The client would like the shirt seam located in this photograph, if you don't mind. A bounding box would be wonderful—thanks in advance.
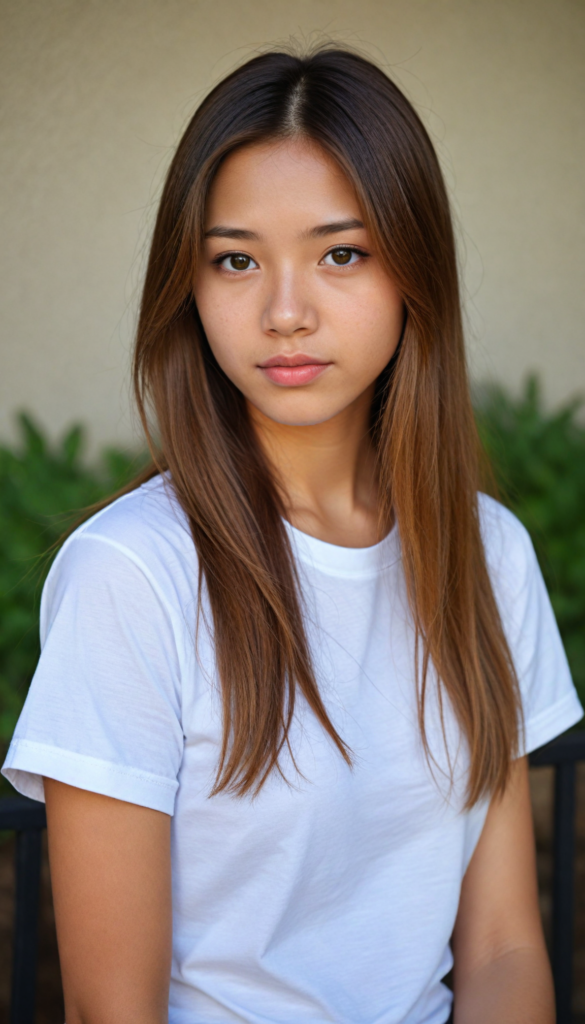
[8,738,179,791]
[292,555,401,578]
[524,689,582,735]
[51,531,191,699]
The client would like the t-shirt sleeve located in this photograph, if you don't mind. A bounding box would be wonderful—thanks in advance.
[483,500,583,755]
[2,532,185,814]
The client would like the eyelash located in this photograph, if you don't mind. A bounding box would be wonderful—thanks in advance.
[321,245,370,267]
[211,245,370,273]
[212,252,259,273]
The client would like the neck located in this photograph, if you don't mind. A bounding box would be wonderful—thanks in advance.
[247,386,382,548]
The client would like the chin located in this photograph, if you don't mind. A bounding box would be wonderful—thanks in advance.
[271,414,336,427]
[254,395,350,428]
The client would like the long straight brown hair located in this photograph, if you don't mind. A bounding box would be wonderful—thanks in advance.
[130,45,520,806]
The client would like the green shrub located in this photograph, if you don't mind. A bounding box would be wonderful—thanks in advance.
[0,414,148,757]
[0,380,583,783]
[476,377,585,707]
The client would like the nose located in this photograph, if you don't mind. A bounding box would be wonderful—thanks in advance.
[261,266,318,337]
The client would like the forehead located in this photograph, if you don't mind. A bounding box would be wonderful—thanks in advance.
[205,138,361,227]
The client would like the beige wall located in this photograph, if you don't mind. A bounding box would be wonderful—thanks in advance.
[1,0,584,451]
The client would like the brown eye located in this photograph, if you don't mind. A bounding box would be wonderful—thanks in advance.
[331,248,352,265]
[322,246,364,267]
[228,254,252,271]
[217,252,258,272]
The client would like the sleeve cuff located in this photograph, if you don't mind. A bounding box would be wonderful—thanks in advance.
[1,739,178,815]
[521,690,584,757]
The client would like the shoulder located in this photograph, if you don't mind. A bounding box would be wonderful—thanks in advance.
[477,496,583,749]
[477,492,536,595]
[56,473,194,571]
[73,473,192,559]
[41,475,197,640]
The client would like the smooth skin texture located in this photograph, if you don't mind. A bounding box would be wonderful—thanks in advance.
[194,138,404,547]
[45,779,172,1024]
[46,139,554,1023]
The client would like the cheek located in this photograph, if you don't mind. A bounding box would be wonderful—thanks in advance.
[336,284,404,373]
[205,329,246,386]
[195,285,252,376]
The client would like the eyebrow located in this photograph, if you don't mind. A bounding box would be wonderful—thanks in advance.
[204,218,365,242]
[204,226,259,240]
[303,218,364,239]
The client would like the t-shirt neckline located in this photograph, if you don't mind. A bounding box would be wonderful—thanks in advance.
[283,518,400,577]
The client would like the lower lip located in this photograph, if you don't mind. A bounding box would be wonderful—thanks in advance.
[260,363,331,386]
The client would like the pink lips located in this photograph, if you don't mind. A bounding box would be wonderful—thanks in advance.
[258,353,331,386]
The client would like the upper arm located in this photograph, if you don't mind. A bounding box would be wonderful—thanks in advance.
[45,778,172,1024]
[452,757,549,985]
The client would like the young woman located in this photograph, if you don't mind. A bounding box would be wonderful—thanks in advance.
[2,46,581,1024]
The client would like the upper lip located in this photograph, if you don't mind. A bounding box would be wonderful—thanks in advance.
[258,353,330,368]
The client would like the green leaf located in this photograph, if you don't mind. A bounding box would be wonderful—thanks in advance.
[18,412,46,458]
[61,424,84,466]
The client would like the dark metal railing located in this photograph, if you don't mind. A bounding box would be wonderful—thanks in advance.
[529,730,585,1024]
[0,730,583,1023]
[0,795,47,1024]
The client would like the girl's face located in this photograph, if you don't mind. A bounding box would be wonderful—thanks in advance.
[194,138,404,428]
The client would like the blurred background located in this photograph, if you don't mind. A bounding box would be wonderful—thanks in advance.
[1,0,584,449]
[0,1,584,1020]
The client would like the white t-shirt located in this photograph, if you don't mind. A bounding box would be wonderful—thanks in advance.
[3,476,582,1024]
